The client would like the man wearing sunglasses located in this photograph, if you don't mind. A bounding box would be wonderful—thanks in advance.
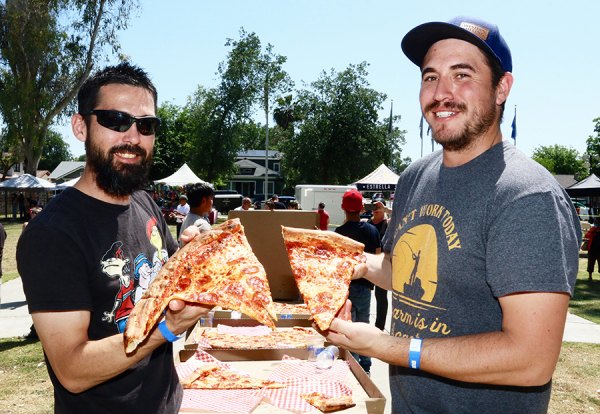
[17,62,210,413]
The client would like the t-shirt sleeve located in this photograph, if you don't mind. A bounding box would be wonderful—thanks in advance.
[17,224,92,313]
[193,219,212,233]
[486,191,581,297]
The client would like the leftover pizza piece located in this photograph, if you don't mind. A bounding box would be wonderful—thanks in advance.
[301,392,356,412]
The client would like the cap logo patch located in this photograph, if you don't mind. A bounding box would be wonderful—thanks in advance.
[459,22,489,41]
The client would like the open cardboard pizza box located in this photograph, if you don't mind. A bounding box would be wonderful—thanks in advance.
[228,210,319,300]
[179,346,386,414]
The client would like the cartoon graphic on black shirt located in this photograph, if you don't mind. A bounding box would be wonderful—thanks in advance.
[102,217,170,332]
[133,253,153,304]
[147,216,168,265]
[101,241,134,333]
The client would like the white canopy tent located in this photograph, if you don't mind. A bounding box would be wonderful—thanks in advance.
[0,174,55,217]
[0,174,56,190]
[154,163,207,186]
[353,164,399,192]
[55,176,80,189]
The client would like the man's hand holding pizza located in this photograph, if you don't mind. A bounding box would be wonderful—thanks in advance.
[162,299,212,337]
[324,315,387,359]
[352,251,393,291]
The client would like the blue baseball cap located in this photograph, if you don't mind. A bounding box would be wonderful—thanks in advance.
[401,16,512,73]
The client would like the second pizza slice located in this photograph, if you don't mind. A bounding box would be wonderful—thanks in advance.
[281,226,365,331]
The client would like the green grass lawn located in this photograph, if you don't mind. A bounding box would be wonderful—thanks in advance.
[571,258,600,324]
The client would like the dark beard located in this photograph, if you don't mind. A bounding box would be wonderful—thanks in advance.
[85,140,152,197]
[425,100,497,152]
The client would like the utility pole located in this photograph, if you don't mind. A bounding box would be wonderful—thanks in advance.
[264,72,270,202]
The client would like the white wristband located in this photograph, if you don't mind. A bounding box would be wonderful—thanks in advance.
[408,338,422,370]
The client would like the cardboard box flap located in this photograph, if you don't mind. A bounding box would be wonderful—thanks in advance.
[228,210,319,300]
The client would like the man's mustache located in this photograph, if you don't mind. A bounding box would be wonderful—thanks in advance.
[424,101,467,114]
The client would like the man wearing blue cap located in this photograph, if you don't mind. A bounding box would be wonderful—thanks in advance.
[324,17,581,413]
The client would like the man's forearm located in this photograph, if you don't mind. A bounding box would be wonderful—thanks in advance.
[367,293,569,386]
[34,312,169,394]
[364,252,393,290]
[60,328,169,393]
[372,330,551,386]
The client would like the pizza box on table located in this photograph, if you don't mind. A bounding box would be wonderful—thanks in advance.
[178,347,386,414]
[227,210,319,300]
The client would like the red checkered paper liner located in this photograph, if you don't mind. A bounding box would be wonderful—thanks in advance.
[269,355,350,383]
[176,349,264,413]
[256,356,353,412]
[190,328,212,348]
[180,389,263,413]
[259,378,353,413]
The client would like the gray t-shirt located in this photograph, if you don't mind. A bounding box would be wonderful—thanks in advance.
[179,213,211,245]
[383,141,581,414]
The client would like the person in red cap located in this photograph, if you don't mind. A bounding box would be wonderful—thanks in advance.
[334,189,381,375]
[323,17,581,413]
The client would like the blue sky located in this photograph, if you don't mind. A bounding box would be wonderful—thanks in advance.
[60,0,599,165]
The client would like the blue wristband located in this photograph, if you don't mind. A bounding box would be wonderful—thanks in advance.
[158,320,182,342]
[408,338,422,369]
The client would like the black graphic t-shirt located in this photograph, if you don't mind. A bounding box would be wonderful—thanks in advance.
[383,141,581,413]
[18,188,180,414]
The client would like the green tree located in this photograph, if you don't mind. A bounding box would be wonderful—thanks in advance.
[0,127,19,179]
[280,62,407,186]
[256,43,293,199]
[273,94,298,131]
[187,29,290,186]
[150,102,191,181]
[38,130,72,171]
[0,0,137,175]
[532,144,587,180]
[586,117,600,176]
[237,121,264,151]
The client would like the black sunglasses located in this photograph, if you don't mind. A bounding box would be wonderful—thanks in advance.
[84,109,160,136]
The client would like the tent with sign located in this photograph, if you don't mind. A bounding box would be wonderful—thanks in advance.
[353,164,400,192]
[565,174,600,197]
[154,163,207,186]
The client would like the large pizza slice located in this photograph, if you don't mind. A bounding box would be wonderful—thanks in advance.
[281,227,365,331]
[181,364,285,389]
[124,218,276,353]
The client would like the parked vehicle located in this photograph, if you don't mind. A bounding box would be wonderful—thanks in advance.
[277,196,296,207]
[295,184,357,226]
[213,190,243,213]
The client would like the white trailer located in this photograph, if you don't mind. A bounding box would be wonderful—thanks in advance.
[294,184,357,227]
